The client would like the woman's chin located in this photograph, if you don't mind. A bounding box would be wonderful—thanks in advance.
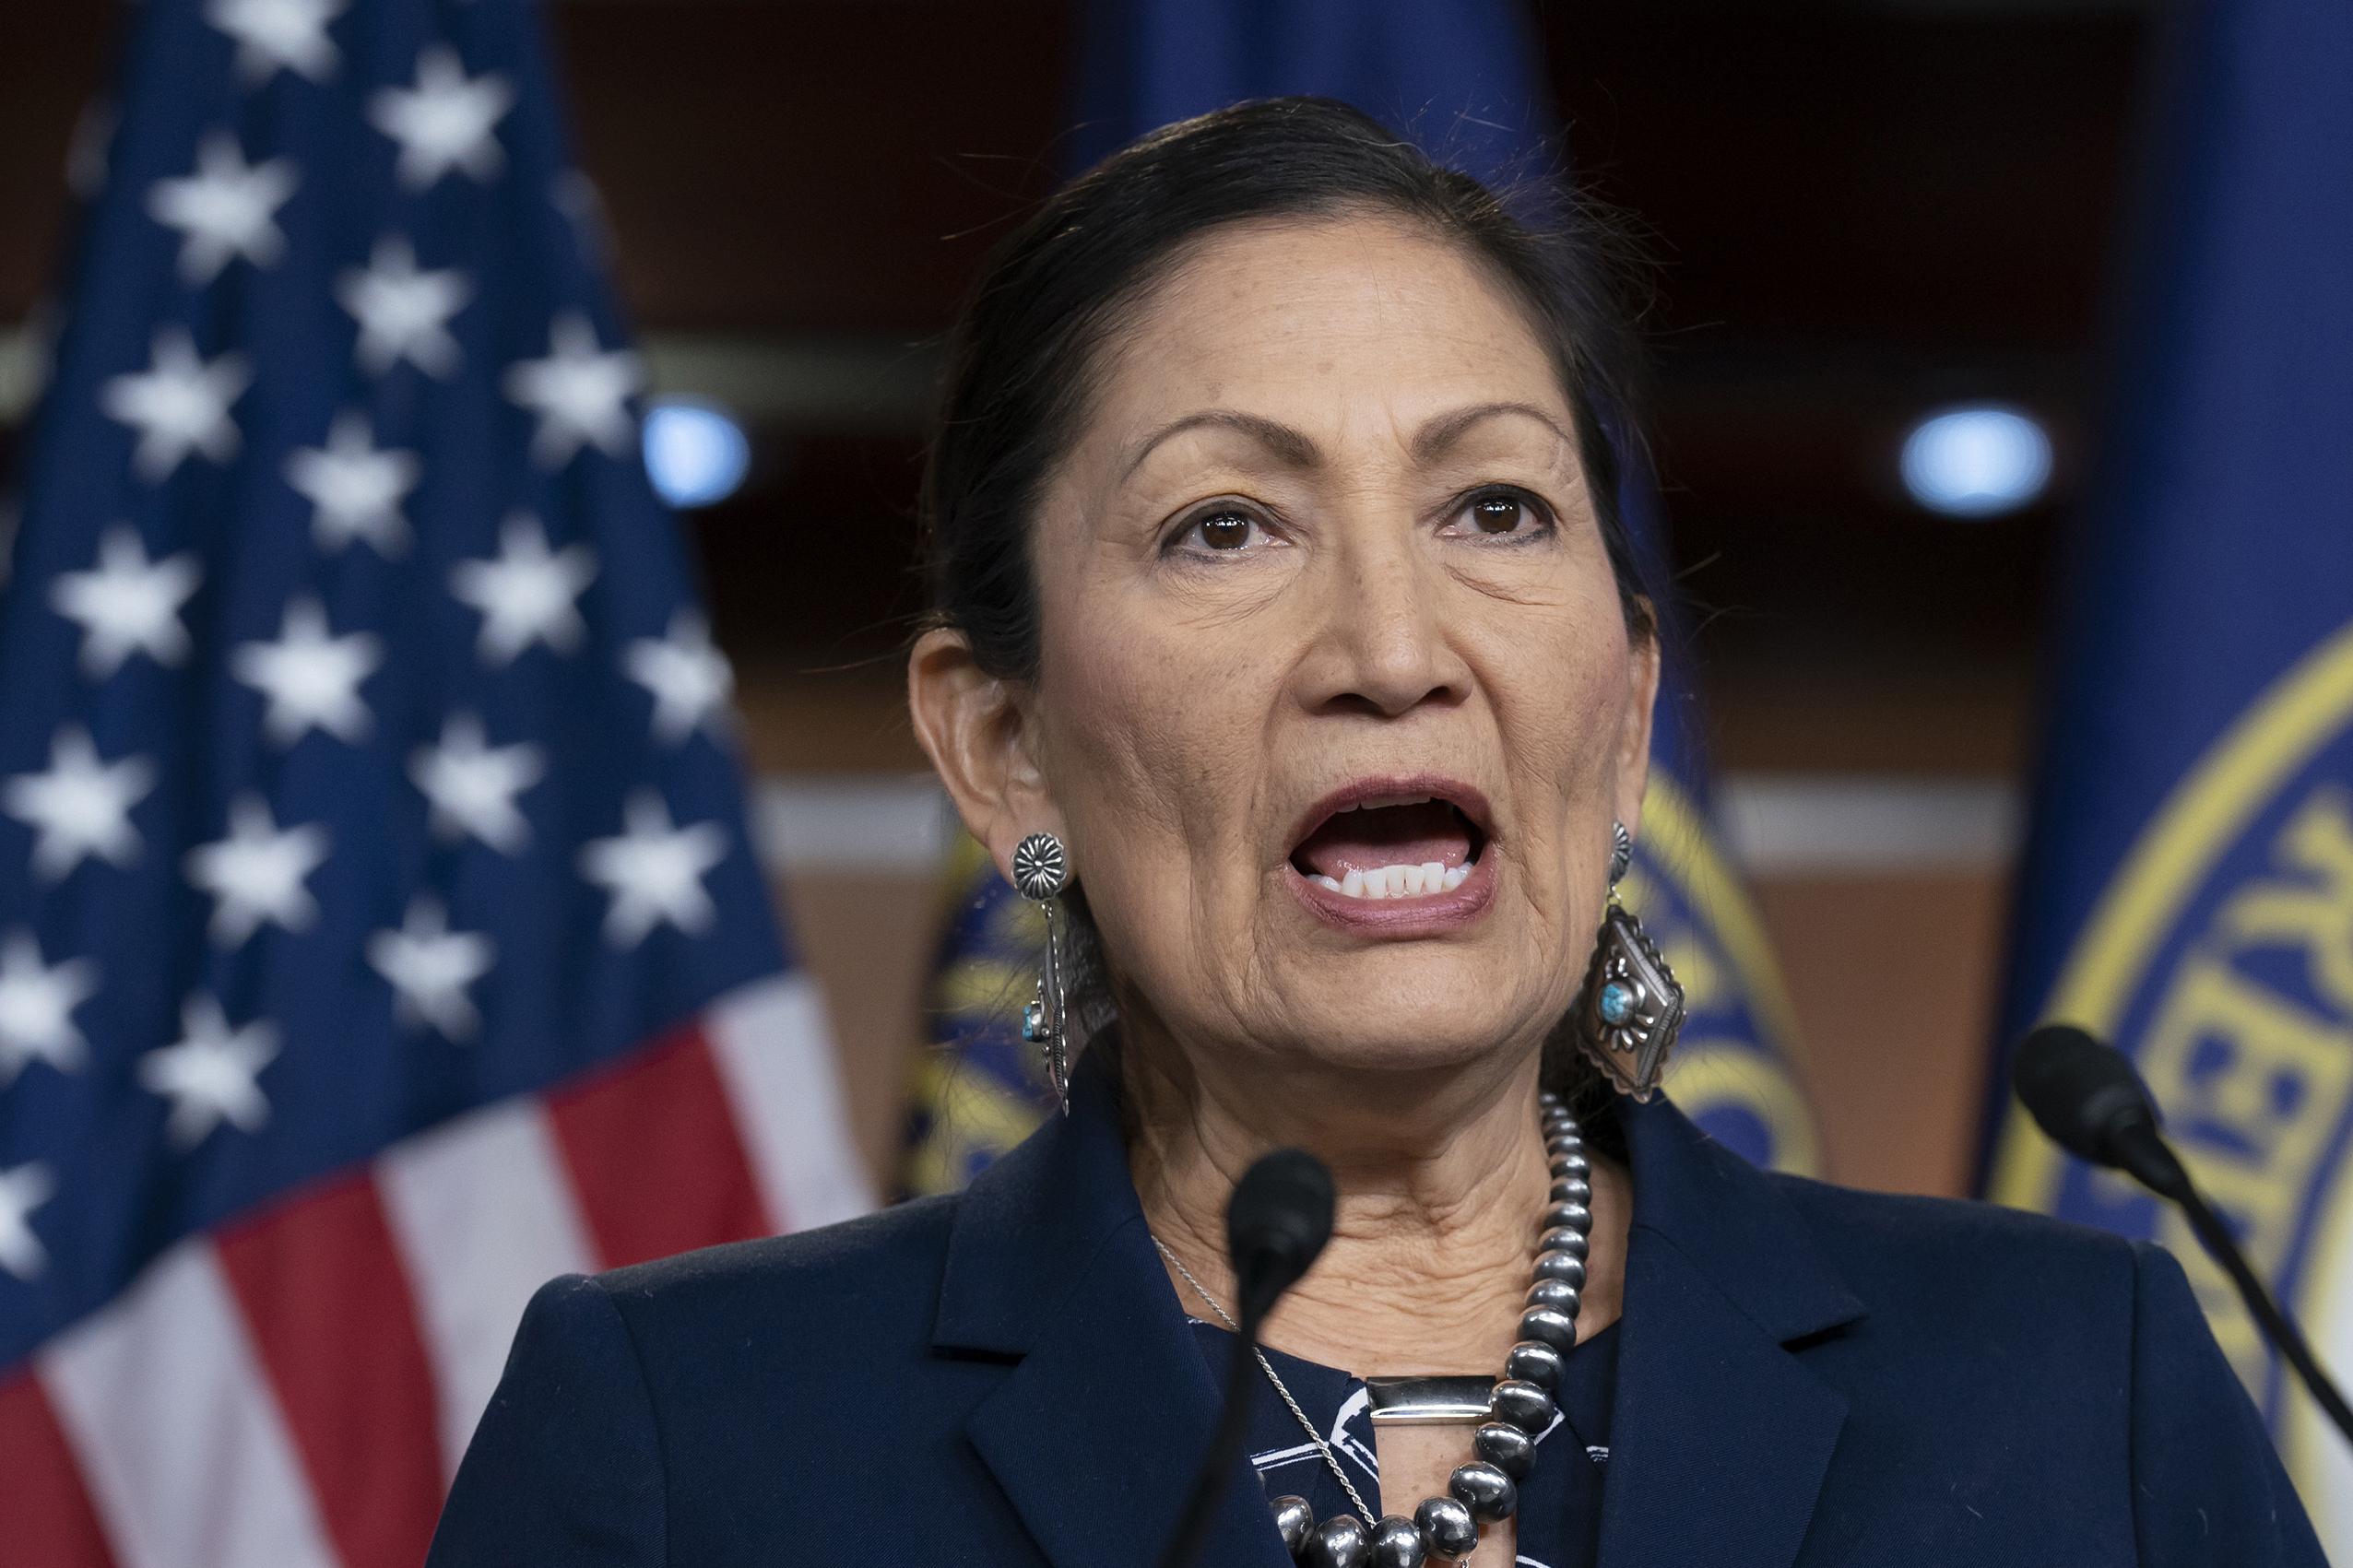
[1250,983,1546,1078]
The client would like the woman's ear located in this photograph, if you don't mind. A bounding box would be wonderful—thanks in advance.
[1614,617,1663,838]
[907,628,1065,875]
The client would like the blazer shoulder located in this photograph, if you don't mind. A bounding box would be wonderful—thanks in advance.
[591,1192,964,1345]
[1762,1170,2141,1306]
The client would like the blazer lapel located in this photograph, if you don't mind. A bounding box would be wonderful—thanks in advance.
[935,1064,1862,1568]
[1596,1095,1865,1568]
[936,1053,1291,1568]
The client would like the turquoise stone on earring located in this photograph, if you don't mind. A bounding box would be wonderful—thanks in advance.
[1599,980,1635,1025]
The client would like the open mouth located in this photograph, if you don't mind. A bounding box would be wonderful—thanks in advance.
[1288,790,1489,901]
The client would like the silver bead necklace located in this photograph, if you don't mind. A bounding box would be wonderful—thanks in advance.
[1153,1092,1596,1568]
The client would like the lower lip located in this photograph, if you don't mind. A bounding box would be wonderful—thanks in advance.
[1284,854,1497,936]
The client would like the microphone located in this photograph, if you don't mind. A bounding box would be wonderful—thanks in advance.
[2013,1024,2353,1444]
[1226,1148,1337,1329]
[1157,1149,1335,1568]
[2011,1023,2192,1197]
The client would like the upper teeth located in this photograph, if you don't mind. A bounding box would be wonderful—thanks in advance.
[1314,862,1472,899]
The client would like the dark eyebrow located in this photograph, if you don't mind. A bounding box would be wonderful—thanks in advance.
[1411,402,1574,463]
[1121,410,1321,481]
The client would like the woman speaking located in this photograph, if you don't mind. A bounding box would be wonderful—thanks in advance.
[427,100,2323,1568]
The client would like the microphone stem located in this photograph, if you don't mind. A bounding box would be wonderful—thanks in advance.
[2170,1180,2353,1444]
[1156,1306,1264,1568]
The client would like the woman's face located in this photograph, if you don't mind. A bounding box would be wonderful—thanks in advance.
[997,215,1653,1082]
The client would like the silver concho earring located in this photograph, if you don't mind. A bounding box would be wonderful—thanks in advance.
[1011,832,1073,1114]
[1574,819,1685,1102]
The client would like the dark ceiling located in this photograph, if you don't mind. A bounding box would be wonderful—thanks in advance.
[0,1,2150,763]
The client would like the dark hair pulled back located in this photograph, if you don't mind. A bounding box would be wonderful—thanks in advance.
[919,95,1655,684]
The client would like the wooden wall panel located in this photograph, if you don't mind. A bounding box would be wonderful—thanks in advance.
[1752,873,2009,1197]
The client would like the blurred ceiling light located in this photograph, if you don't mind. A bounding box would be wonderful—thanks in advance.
[1898,403,2052,518]
[643,397,749,510]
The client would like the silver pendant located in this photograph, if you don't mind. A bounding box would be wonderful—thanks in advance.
[1365,1375,1498,1426]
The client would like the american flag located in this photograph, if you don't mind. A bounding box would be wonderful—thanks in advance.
[0,2,874,1563]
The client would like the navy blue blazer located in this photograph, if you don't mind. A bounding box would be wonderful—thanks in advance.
[428,1054,2323,1567]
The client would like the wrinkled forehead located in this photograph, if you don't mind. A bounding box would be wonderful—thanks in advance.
[1075,214,1579,470]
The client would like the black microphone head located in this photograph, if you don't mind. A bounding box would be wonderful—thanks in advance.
[2012,1023,2161,1169]
[1226,1149,1334,1326]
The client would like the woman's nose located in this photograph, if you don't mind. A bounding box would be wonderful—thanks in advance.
[1296,534,1468,719]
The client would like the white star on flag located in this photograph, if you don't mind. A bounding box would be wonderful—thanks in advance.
[578,789,729,949]
[48,525,204,679]
[137,996,278,1149]
[183,794,331,949]
[3,724,154,881]
[624,609,735,747]
[503,312,644,470]
[409,713,546,855]
[0,931,100,1087]
[144,131,299,287]
[337,236,471,378]
[367,895,496,1041]
[369,44,514,191]
[284,409,421,556]
[450,514,599,666]
[230,595,384,748]
[0,1163,55,1281]
[204,0,347,85]
[100,326,251,483]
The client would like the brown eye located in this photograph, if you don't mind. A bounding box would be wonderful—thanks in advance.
[1448,488,1552,541]
[1471,495,1526,534]
[1193,510,1255,549]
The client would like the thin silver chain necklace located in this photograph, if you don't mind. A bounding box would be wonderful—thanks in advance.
[1149,1093,1597,1567]
[1155,1235,1385,1527]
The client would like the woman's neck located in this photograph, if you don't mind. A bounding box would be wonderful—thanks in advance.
[1124,1038,1629,1376]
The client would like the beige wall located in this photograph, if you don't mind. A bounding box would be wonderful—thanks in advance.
[1754,874,2008,1197]
[776,871,938,1192]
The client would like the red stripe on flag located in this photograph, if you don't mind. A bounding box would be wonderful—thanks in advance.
[0,1369,117,1568]
[214,1174,444,1568]
[549,1022,769,1267]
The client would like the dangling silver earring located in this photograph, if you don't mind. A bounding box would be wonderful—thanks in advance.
[1574,819,1685,1102]
[1011,832,1073,1114]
